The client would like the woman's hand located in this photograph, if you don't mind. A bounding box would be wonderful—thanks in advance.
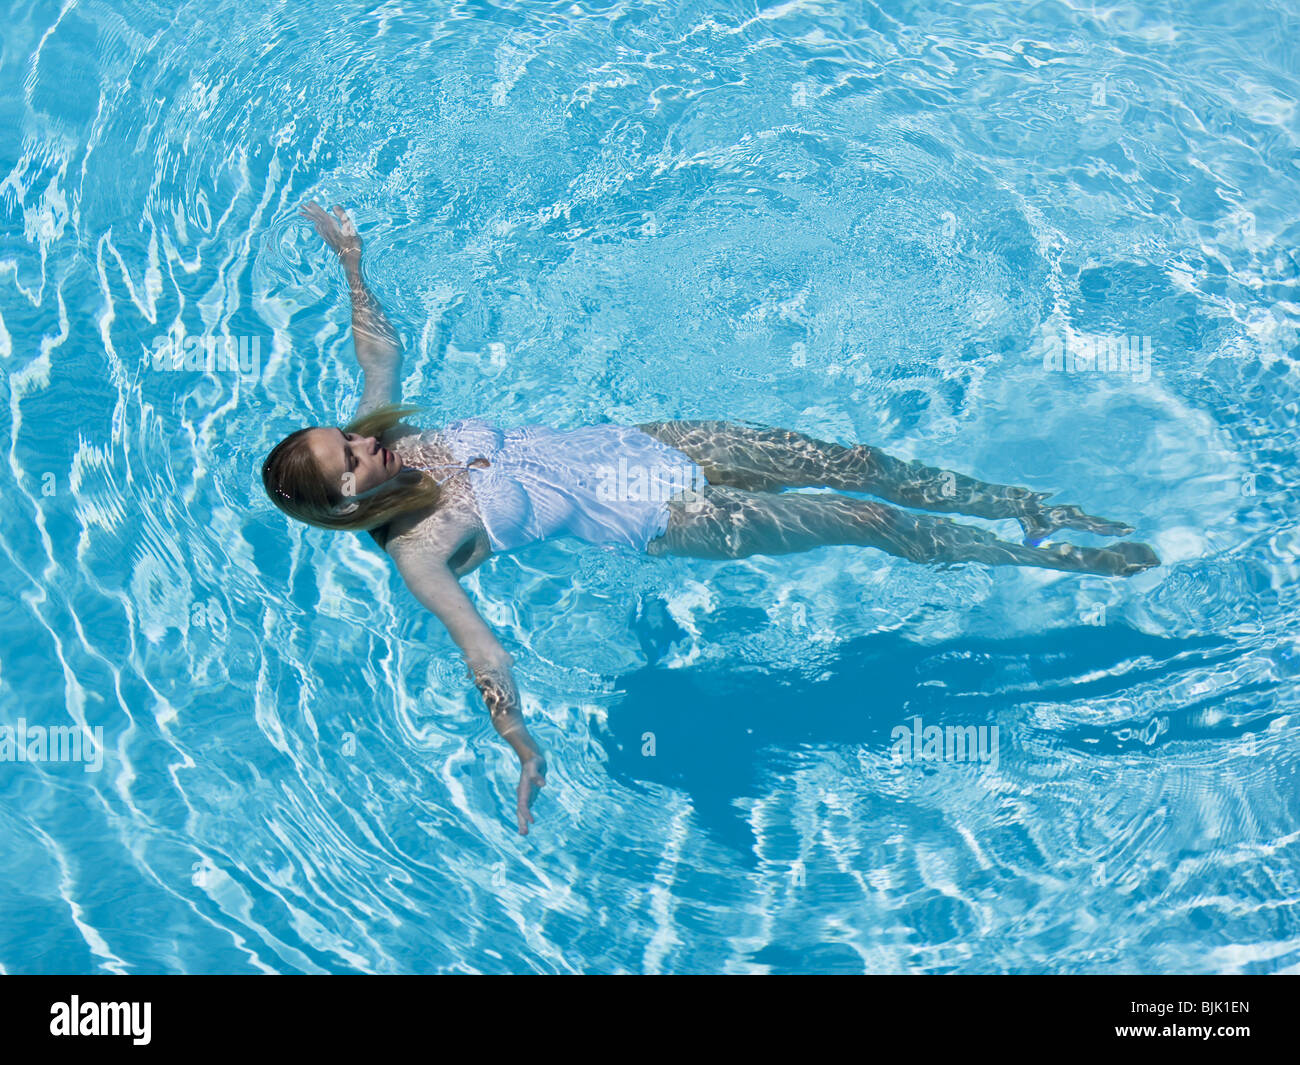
[299,201,362,270]
[516,754,547,835]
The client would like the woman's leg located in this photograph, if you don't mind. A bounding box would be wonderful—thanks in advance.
[637,419,1133,544]
[645,485,1159,576]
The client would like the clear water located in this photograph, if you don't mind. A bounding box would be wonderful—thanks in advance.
[2,0,1298,974]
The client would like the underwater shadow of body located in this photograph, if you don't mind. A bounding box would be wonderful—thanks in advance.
[599,623,1231,861]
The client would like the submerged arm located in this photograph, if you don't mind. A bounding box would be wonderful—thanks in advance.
[397,557,547,834]
[299,201,402,418]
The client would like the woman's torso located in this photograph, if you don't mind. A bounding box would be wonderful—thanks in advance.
[374,418,705,569]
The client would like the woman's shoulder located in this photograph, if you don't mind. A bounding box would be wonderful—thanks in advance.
[380,419,430,445]
[381,503,484,564]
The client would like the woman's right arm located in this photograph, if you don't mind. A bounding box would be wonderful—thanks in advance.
[396,557,547,834]
[299,201,403,420]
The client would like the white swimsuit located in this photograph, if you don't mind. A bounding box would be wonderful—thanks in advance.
[432,418,707,553]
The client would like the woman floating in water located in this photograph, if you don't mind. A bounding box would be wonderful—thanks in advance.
[264,202,1159,835]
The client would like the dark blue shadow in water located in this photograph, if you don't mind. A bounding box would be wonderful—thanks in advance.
[600,620,1234,862]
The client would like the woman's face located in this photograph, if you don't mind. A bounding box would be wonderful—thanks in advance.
[305,427,403,500]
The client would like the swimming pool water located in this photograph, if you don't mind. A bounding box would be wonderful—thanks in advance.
[1,0,1298,973]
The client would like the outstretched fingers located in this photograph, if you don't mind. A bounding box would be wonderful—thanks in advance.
[298,200,360,261]
[298,199,331,226]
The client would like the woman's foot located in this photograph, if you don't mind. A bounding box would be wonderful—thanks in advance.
[1041,539,1160,576]
[1018,504,1135,546]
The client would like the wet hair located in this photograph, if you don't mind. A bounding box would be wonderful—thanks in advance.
[261,402,440,537]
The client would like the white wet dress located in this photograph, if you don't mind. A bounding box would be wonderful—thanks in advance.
[426,418,708,553]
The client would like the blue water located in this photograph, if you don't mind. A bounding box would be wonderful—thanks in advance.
[2,0,1297,974]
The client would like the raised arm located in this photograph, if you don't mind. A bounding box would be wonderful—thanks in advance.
[299,201,402,419]
[396,556,547,835]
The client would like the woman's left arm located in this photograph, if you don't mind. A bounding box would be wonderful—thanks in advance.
[394,551,548,835]
[299,201,402,419]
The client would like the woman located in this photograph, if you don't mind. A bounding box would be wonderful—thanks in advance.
[264,202,1159,835]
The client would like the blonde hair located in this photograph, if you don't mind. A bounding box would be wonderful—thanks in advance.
[261,403,440,540]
